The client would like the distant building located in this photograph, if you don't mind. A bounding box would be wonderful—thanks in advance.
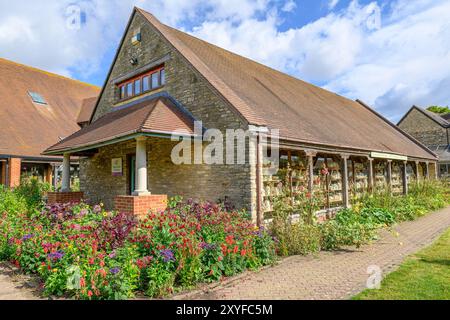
[0,58,99,188]
[398,106,450,176]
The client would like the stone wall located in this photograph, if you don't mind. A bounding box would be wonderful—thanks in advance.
[399,108,448,146]
[80,137,256,216]
[82,11,256,218]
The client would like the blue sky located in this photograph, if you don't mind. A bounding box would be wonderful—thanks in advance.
[0,0,449,122]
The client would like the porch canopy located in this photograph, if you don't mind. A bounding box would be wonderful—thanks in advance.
[43,96,198,156]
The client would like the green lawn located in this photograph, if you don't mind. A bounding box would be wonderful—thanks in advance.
[354,227,450,300]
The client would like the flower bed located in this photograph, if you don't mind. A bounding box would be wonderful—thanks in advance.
[0,193,276,300]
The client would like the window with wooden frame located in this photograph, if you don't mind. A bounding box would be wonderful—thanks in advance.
[118,66,166,101]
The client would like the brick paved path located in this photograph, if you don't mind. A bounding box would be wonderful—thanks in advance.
[174,206,450,300]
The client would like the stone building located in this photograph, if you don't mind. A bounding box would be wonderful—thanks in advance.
[0,58,99,188]
[398,106,450,177]
[44,8,437,223]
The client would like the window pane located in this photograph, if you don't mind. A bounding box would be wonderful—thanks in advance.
[28,91,47,104]
[143,76,150,91]
[120,86,125,99]
[127,83,133,97]
[134,79,141,95]
[151,72,159,89]
[160,69,166,85]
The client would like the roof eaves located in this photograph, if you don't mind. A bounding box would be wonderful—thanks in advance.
[413,105,450,128]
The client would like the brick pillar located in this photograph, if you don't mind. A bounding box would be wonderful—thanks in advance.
[115,195,168,218]
[8,158,21,188]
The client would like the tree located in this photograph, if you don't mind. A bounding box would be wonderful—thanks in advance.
[426,106,450,114]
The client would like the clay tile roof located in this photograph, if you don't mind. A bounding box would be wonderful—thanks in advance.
[136,8,436,160]
[44,96,197,154]
[77,96,98,125]
[0,57,100,159]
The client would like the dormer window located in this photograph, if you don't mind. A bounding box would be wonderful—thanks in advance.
[28,91,47,104]
[118,66,166,101]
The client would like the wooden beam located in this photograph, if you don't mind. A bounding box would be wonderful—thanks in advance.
[367,157,374,193]
[402,161,408,195]
[387,160,392,194]
[341,154,350,208]
[255,134,263,226]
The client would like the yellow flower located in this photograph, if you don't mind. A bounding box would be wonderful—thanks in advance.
[102,212,108,217]
[100,202,104,207]
[52,268,58,273]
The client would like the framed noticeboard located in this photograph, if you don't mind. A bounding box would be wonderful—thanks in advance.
[112,158,123,176]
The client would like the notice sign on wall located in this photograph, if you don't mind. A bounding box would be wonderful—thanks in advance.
[112,158,123,176]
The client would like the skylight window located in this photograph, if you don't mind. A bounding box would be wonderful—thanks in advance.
[28,91,47,105]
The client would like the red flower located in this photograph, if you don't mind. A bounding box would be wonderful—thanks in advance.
[218,256,223,262]
[225,235,234,245]
[80,277,86,288]
[240,249,246,256]
[233,245,239,254]
[87,290,93,297]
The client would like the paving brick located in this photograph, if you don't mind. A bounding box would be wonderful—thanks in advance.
[174,206,450,300]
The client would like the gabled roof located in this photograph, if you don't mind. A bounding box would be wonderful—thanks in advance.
[133,8,435,160]
[44,96,197,154]
[77,97,98,126]
[0,58,100,158]
[428,145,450,162]
[398,105,450,128]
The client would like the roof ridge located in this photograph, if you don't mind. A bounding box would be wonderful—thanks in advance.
[139,98,160,130]
[0,57,100,90]
[136,7,266,126]
[136,7,359,112]
[418,105,450,127]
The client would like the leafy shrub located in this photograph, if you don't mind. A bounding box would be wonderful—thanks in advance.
[270,179,448,255]
[0,194,276,300]
[15,178,52,211]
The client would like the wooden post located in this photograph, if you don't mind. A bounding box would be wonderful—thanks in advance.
[368,157,374,193]
[306,151,316,196]
[434,162,439,180]
[387,160,392,194]
[402,161,408,195]
[415,161,420,184]
[255,134,263,226]
[341,154,350,208]
[425,162,430,180]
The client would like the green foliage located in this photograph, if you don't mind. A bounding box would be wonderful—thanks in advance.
[15,178,52,211]
[0,190,276,300]
[270,179,449,255]
[426,105,450,115]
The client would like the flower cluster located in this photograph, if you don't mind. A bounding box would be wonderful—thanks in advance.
[0,197,276,300]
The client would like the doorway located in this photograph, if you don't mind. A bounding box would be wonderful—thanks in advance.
[128,154,136,195]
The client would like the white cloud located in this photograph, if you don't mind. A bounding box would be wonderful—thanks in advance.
[0,0,449,122]
[190,0,450,121]
[328,0,340,10]
[282,0,297,12]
